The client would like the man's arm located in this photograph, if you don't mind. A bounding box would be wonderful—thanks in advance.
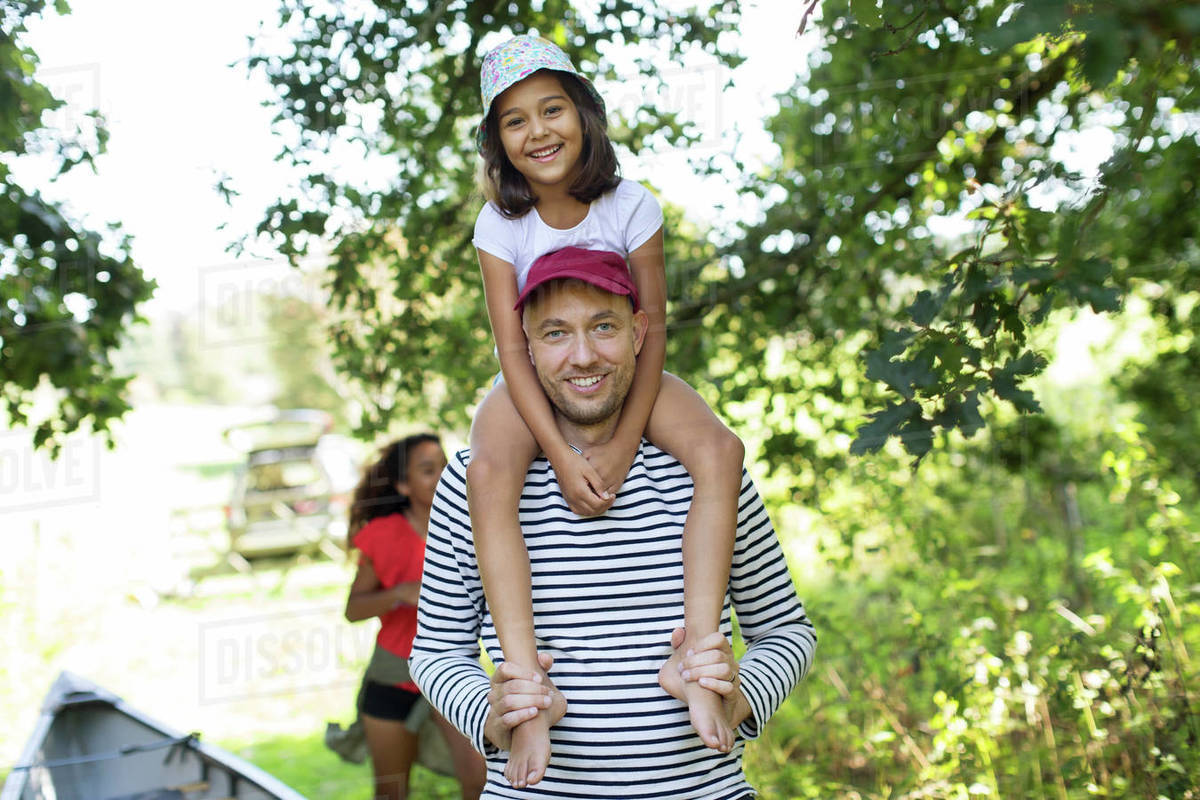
[409,454,497,755]
[726,472,818,739]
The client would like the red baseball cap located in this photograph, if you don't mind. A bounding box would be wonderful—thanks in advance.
[514,247,640,312]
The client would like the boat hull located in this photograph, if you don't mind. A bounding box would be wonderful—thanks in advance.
[2,672,307,800]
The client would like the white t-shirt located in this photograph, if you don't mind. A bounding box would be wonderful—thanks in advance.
[472,178,664,291]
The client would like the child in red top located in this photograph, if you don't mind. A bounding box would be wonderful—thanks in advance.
[345,434,484,800]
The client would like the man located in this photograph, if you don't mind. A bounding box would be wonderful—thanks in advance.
[411,247,817,798]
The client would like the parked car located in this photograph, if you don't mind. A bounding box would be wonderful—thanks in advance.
[223,410,360,558]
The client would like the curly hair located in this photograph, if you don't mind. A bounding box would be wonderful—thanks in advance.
[347,433,440,540]
[478,69,620,218]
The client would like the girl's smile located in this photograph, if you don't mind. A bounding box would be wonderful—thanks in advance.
[528,143,563,161]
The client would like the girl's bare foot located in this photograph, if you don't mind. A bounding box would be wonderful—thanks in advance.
[683,673,734,751]
[505,711,551,788]
[658,642,734,751]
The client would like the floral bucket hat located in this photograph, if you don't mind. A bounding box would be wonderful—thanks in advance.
[476,34,605,153]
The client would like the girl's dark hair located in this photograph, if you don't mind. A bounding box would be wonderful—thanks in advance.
[479,69,620,218]
[348,433,440,540]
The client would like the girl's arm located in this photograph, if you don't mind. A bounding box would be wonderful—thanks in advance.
[583,227,667,489]
[478,249,611,514]
[344,553,420,622]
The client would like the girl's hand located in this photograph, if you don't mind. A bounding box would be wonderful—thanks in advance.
[582,435,639,497]
[549,447,613,516]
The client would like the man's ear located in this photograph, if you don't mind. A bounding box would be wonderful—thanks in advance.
[521,314,534,363]
[631,309,649,356]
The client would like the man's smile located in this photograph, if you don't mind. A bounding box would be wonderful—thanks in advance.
[566,374,604,391]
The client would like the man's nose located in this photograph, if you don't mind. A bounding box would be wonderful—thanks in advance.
[566,335,598,368]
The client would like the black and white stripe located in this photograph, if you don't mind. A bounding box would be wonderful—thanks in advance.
[412,443,817,799]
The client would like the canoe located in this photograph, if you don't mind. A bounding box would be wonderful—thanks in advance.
[2,672,307,800]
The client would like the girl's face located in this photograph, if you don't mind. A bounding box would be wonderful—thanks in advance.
[396,440,447,513]
[494,71,583,193]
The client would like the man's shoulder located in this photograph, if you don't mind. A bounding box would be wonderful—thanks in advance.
[436,448,470,496]
[635,440,688,475]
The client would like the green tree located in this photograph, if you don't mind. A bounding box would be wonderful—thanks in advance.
[711,0,1199,473]
[0,0,155,451]
[262,292,350,425]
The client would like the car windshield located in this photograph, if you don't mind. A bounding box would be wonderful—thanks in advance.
[247,459,324,492]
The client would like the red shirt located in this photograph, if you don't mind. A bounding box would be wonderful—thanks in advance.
[353,513,425,689]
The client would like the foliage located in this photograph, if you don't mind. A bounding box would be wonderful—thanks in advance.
[742,401,1200,799]
[262,292,350,424]
[0,0,155,452]
[704,0,1199,471]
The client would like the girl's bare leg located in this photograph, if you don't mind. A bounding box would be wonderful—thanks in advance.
[466,382,553,787]
[362,711,419,800]
[648,374,744,752]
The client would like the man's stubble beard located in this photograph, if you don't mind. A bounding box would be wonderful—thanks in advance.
[537,362,634,428]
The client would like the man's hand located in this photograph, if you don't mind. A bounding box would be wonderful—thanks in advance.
[484,653,567,750]
[663,627,753,730]
[548,447,613,516]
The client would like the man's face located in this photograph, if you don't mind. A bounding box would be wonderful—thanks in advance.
[522,280,647,428]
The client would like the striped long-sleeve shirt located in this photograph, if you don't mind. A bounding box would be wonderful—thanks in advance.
[411,443,817,799]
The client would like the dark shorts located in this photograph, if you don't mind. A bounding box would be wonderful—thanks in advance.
[361,680,421,722]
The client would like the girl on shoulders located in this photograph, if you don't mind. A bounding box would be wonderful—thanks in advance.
[467,33,746,789]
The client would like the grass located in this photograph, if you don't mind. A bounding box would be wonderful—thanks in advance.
[225,731,468,799]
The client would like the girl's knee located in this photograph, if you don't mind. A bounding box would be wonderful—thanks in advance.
[704,424,745,467]
[465,452,501,491]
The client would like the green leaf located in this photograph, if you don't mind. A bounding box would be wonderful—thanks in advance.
[935,391,985,439]
[1065,260,1121,313]
[1012,265,1055,288]
[978,0,1069,51]
[865,347,936,401]
[992,351,1047,413]
[850,401,920,456]
[908,289,941,327]
[1080,15,1126,88]
[898,415,934,459]
[1056,213,1080,267]
[971,296,1000,337]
